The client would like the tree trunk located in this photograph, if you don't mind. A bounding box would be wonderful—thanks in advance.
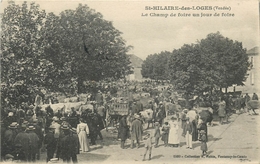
[225,87,228,93]
[77,76,84,94]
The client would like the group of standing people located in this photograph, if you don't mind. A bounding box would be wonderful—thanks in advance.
[217,93,259,126]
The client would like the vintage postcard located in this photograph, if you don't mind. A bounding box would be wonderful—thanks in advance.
[0,0,259,164]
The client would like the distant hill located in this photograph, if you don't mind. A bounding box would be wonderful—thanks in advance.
[247,47,258,56]
[128,54,143,68]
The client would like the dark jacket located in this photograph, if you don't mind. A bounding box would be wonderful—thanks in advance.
[14,131,31,161]
[27,131,39,153]
[131,119,143,141]
[118,116,129,141]
[154,126,161,138]
[182,122,193,136]
[60,132,79,159]
[44,131,56,150]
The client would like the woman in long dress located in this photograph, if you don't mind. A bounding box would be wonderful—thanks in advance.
[77,118,90,152]
[168,117,180,147]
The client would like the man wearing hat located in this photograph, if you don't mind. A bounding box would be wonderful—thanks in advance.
[6,112,16,127]
[118,115,129,149]
[181,109,188,129]
[44,125,56,162]
[51,116,61,159]
[52,116,61,139]
[154,106,165,127]
[130,114,143,149]
[135,98,144,114]
[32,118,43,160]
[60,125,79,163]
[130,101,137,115]
[27,125,39,162]
[60,117,71,128]
[182,117,193,149]
[4,122,18,155]
[14,124,31,162]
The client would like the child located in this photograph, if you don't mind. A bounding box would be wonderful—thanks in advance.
[143,133,153,161]
[200,130,208,157]
[154,122,161,148]
[161,122,170,147]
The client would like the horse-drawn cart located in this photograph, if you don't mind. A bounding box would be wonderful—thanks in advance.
[106,102,129,129]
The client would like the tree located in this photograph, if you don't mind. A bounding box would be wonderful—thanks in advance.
[41,4,133,93]
[198,32,249,92]
[1,1,48,106]
[168,44,206,98]
[1,1,133,108]
[141,51,171,80]
[168,32,249,97]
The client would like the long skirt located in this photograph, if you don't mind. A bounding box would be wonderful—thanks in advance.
[78,131,90,152]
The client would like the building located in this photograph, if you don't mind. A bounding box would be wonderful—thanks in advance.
[228,46,259,95]
[126,54,143,81]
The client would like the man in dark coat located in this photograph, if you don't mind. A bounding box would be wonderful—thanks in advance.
[155,107,165,126]
[118,115,129,149]
[44,125,56,162]
[60,125,79,163]
[87,113,98,145]
[27,125,39,162]
[131,102,137,115]
[130,114,143,149]
[4,122,18,155]
[14,124,31,162]
[135,99,144,114]
[32,118,43,160]
[96,104,106,129]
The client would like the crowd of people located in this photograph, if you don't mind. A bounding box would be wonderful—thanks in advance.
[1,80,259,162]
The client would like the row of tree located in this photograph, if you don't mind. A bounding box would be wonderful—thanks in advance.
[141,32,250,98]
[1,1,133,107]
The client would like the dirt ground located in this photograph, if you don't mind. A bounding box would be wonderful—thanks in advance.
[37,109,259,164]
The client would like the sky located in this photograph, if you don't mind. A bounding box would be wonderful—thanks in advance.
[1,0,259,60]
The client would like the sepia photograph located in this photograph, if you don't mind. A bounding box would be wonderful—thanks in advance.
[0,0,259,163]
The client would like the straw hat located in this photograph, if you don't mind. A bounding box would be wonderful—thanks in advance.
[50,158,59,163]
[61,124,70,130]
[49,125,56,129]
[33,118,38,123]
[29,105,34,109]
[8,122,18,129]
[5,154,14,160]
[52,116,59,121]
[27,125,35,131]
[60,117,66,121]
[134,114,140,119]
[154,122,160,126]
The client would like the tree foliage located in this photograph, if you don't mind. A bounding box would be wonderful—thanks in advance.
[41,4,132,93]
[1,1,133,107]
[142,32,249,97]
[141,51,171,80]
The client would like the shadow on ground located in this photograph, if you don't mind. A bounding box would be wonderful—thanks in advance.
[207,134,221,142]
[78,152,110,162]
[151,155,164,160]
